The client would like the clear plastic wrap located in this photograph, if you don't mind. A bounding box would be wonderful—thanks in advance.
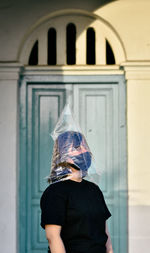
[47,104,98,184]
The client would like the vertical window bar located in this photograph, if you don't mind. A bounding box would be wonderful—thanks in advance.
[28,40,38,65]
[48,28,56,65]
[86,28,95,65]
[67,23,76,65]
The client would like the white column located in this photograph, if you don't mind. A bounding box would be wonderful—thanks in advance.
[122,62,150,253]
[38,30,48,65]
[0,63,21,253]
[76,26,86,65]
[57,24,66,65]
[96,31,106,65]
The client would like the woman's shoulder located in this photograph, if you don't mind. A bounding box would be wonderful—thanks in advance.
[40,180,70,208]
[41,180,70,198]
[83,179,105,200]
[83,179,102,191]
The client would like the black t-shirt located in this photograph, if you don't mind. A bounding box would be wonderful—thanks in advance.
[40,179,111,253]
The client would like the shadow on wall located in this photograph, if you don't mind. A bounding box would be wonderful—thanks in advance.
[0,0,118,11]
[44,0,118,11]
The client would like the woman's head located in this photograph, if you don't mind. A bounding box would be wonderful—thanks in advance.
[49,131,92,183]
[57,131,92,171]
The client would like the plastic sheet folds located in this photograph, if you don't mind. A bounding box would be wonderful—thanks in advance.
[48,104,99,184]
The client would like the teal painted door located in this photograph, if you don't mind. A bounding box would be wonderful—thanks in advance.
[19,76,127,253]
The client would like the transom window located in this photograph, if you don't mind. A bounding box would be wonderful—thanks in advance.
[20,12,125,66]
[28,23,115,66]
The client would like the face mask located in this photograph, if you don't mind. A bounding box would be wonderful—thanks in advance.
[49,131,92,183]
[57,131,91,172]
[69,151,91,173]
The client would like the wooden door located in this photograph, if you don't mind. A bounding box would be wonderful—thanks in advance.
[73,83,127,253]
[19,76,127,253]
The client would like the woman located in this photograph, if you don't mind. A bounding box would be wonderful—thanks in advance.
[40,131,113,253]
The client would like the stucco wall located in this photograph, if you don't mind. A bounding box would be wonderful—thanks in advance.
[0,0,150,61]
[0,76,18,253]
[96,2,150,251]
[127,76,150,253]
[127,79,150,206]
[95,0,150,60]
[0,1,150,253]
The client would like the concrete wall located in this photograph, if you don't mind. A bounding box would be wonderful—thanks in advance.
[0,0,150,253]
[1,0,150,61]
[0,67,19,253]
[95,0,150,60]
[127,76,150,253]
[96,1,150,252]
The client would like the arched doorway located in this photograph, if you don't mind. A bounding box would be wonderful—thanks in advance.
[19,10,127,253]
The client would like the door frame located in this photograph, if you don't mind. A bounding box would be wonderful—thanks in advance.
[19,72,128,253]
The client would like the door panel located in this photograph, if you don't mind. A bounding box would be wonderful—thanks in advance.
[74,85,114,192]
[19,78,127,253]
[24,84,67,253]
[74,84,120,252]
[32,92,65,251]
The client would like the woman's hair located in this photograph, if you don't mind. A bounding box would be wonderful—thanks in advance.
[48,140,59,183]
[48,131,92,183]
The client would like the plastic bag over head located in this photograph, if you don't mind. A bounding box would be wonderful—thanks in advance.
[51,104,81,140]
[48,104,97,184]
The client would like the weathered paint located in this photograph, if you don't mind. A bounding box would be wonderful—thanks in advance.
[19,74,127,253]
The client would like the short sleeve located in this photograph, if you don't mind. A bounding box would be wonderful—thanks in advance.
[40,184,67,229]
[100,189,111,220]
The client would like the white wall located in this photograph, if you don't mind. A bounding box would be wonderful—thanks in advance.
[0,0,104,61]
[1,0,150,62]
[0,66,20,253]
[95,0,150,61]
[0,1,150,253]
[126,75,150,253]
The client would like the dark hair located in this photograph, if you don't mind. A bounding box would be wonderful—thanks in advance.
[48,131,91,183]
[56,162,80,170]
[57,131,83,154]
[47,162,80,183]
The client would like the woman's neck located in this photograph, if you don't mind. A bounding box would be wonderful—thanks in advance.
[69,166,82,182]
[70,177,82,182]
